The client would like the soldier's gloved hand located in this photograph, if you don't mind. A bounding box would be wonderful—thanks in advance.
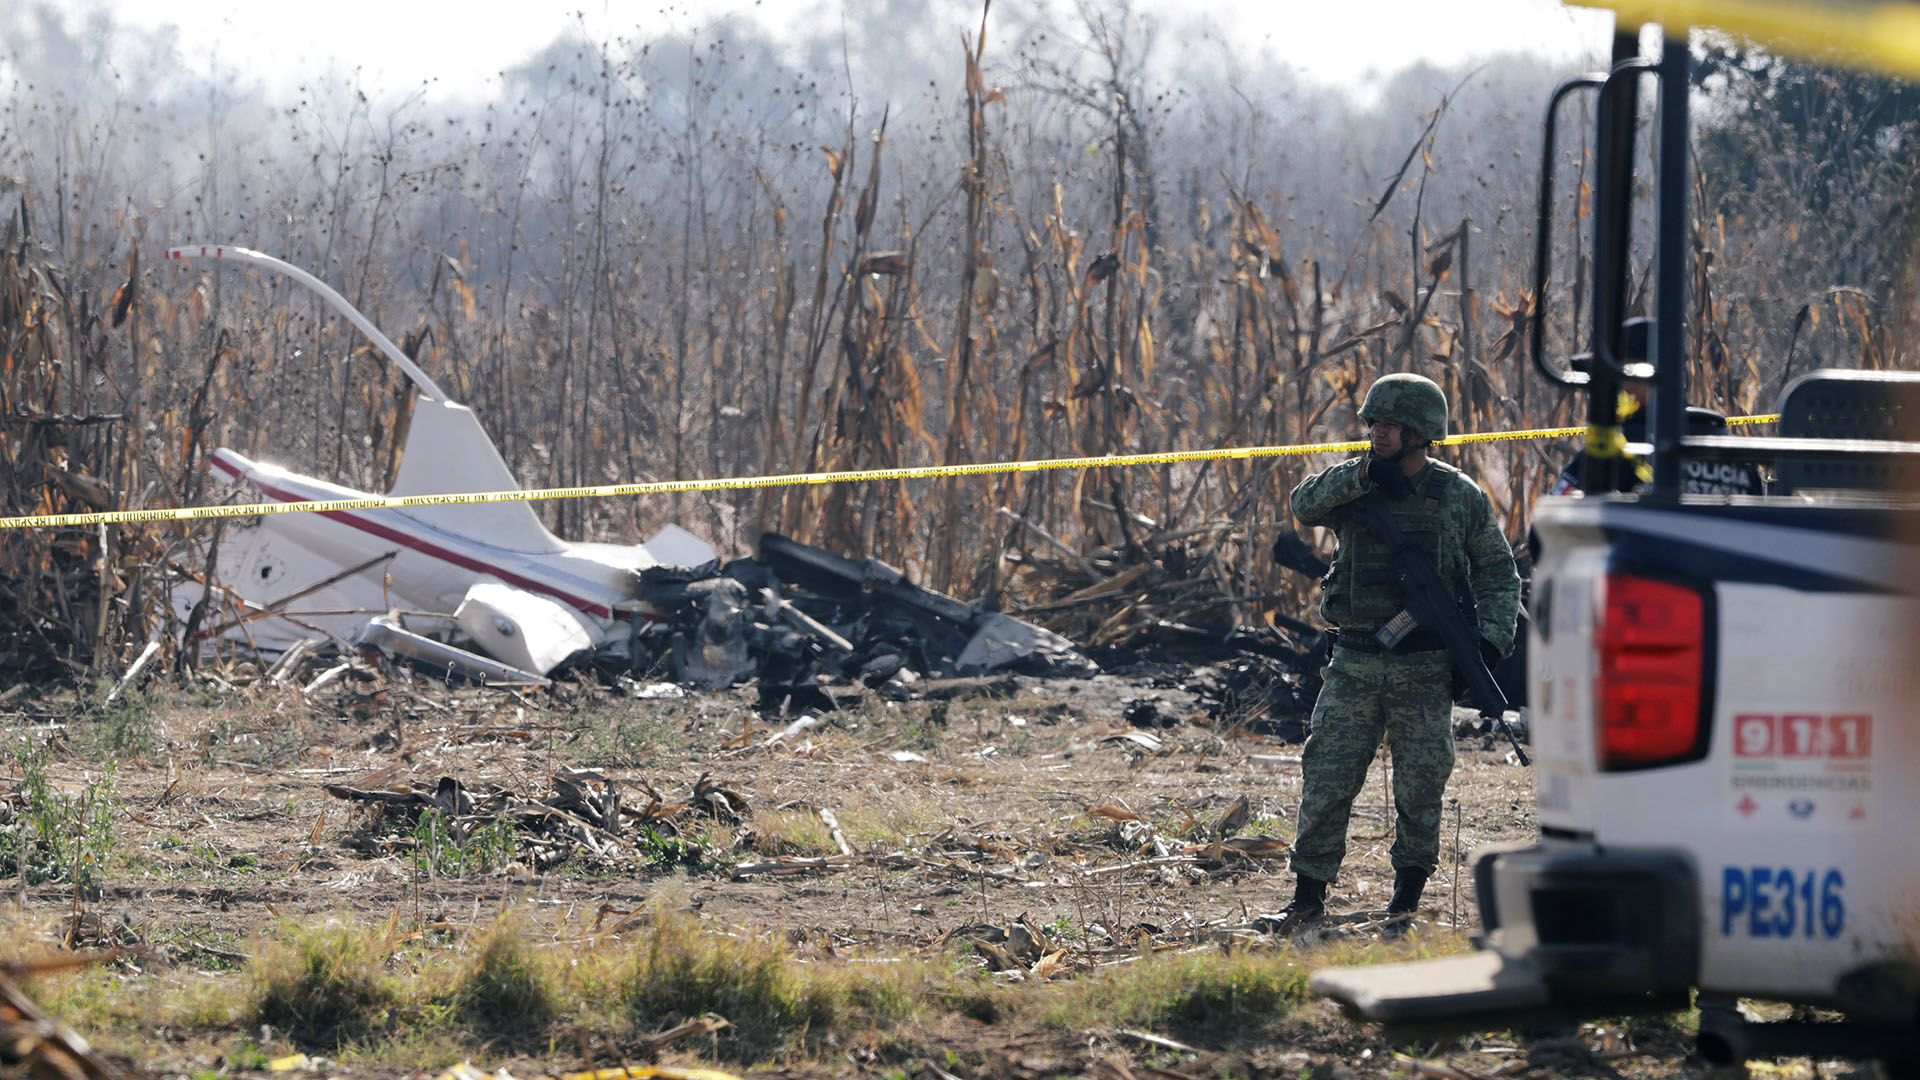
[1457,639,1506,700]
[1480,637,1504,666]
[1366,456,1416,499]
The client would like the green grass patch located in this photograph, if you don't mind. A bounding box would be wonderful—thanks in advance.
[5,901,1465,1070]
[198,712,313,768]
[612,892,917,1060]
[247,921,407,1048]
[411,810,515,879]
[634,823,704,869]
[64,677,161,759]
[447,916,560,1041]
[145,898,923,1062]
[0,745,118,892]
[1032,949,1312,1037]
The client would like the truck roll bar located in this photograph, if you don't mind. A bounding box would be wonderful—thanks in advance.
[1529,72,1607,388]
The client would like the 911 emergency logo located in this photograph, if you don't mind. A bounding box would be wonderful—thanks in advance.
[1728,713,1873,826]
[1734,713,1870,759]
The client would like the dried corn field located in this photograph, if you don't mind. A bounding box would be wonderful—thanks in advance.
[0,234,182,682]
[4,5,1917,679]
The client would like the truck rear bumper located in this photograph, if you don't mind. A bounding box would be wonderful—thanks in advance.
[1313,843,1700,1026]
[1309,950,1552,1026]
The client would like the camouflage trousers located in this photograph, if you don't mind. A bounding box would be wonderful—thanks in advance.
[1287,646,1455,884]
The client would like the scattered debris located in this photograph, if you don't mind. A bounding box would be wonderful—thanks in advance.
[625,680,689,700]
[323,768,752,871]
[101,638,162,706]
[358,617,549,688]
[1121,1029,1199,1055]
[1122,698,1177,729]
[1101,730,1164,754]
[620,532,1100,709]
[725,777,1289,910]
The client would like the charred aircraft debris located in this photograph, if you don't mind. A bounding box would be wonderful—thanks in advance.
[139,245,1328,729]
[163,246,1099,698]
[635,534,1097,708]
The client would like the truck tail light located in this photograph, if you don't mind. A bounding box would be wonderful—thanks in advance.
[1596,572,1709,770]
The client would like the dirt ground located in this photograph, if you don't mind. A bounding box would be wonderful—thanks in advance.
[0,663,1852,1080]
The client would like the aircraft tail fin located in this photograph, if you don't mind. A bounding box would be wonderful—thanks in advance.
[389,399,566,554]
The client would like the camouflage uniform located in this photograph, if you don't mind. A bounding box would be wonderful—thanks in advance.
[1286,383,1520,887]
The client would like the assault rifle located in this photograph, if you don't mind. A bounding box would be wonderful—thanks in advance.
[1339,487,1530,766]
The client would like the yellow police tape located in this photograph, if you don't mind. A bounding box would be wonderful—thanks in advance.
[0,414,1781,531]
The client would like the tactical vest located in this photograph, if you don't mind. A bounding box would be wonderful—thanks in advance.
[1320,466,1460,628]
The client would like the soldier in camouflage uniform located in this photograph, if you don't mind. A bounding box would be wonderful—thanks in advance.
[1267,373,1520,934]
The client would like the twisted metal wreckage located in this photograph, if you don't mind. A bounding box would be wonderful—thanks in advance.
[165,245,1096,695]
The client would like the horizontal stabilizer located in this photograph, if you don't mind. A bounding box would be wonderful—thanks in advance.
[645,524,718,568]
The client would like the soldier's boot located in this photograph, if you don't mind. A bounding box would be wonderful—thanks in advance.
[1255,874,1329,936]
[1382,867,1429,939]
[1387,867,1428,914]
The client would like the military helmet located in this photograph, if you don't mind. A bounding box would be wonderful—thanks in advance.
[1358,373,1448,443]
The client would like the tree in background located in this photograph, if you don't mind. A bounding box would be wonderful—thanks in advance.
[1690,40,1920,399]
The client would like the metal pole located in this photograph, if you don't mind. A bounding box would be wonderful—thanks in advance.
[1582,29,1642,494]
[1649,38,1691,499]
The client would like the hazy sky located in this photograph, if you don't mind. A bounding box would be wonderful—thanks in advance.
[74,0,1615,103]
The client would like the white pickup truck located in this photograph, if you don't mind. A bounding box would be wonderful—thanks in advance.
[1311,6,1920,1070]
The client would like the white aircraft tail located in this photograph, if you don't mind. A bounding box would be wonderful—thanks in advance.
[389,398,567,554]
